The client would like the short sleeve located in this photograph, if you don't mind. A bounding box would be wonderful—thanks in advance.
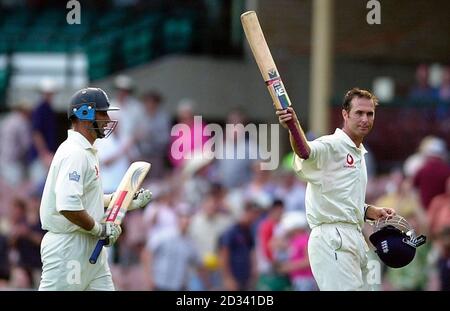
[55,153,87,212]
[293,140,331,184]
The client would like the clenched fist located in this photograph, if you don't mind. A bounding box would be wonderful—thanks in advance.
[89,221,122,247]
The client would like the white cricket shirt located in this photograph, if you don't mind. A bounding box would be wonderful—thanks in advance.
[293,128,368,228]
[40,130,104,233]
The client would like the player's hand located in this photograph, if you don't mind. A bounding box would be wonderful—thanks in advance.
[89,221,122,246]
[276,107,297,129]
[129,188,152,210]
[366,205,396,221]
[101,222,122,247]
[103,225,122,247]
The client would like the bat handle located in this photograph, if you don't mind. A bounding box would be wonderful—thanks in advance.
[89,239,106,264]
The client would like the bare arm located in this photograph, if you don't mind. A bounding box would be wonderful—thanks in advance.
[32,132,51,157]
[32,131,54,168]
[276,107,310,159]
[219,245,239,290]
[249,249,258,289]
[60,210,96,231]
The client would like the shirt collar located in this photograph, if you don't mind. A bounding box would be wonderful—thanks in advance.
[334,128,368,155]
[67,130,97,152]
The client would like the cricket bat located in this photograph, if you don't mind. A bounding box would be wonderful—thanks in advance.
[89,161,151,264]
[241,11,309,158]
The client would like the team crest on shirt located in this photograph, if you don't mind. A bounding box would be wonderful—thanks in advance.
[69,171,80,182]
[94,165,99,178]
[343,153,356,168]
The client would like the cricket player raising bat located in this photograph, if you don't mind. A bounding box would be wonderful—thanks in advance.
[241,11,395,290]
[277,88,396,290]
[39,88,152,290]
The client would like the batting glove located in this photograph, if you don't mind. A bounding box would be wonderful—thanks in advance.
[129,188,153,210]
[89,221,122,247]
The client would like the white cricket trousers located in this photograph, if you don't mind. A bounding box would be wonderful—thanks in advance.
[308,222,373,291]
[39,231,115,291]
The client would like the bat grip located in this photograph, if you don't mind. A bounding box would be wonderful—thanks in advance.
[286,119,309,159]
[89,239,106,264]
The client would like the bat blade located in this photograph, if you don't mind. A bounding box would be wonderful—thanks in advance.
[89,161,151,264]
[241,11,306,156]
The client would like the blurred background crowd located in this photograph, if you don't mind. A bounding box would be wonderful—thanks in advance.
[0,0,449,291]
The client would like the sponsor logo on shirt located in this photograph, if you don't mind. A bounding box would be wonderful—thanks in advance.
[343,153,356,168]
[69,171,80,182]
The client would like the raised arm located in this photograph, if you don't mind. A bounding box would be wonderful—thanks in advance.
[276,107,310,159]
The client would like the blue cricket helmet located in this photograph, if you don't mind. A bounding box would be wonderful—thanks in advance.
[68,87,119,138]
[369,215,426,268]
[68,87,119,121]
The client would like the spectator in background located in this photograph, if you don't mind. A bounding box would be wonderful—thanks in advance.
[141,206,202,291]
[427,176,450,241]
[255,199,290,291]
[188,183,233,290]
[29,78,58,186]
[95,128,129,194]
[375,168,426,226]
[438,66,450,101]
[169,99,208,169]
[436,227,450,291]
[408,64,438,101]
[0,232,10,288]
[135,91,171,179]
[275,154,306,212]
[188,182,233,252]
[436,66,450,121]
[244,161,276,199]
[25,187,46,287]
[143,181,179,248]
[8,197,44,288]
[426,177,450,291]
[413,136,450,209]
[180,150,215,209]
[109,75,145,163]
[239,161,276,231]
[219,200,261,291]
[404,136,440,179]
[0,100,32,187]
[216,108,256,189]
[277,211,317,291]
